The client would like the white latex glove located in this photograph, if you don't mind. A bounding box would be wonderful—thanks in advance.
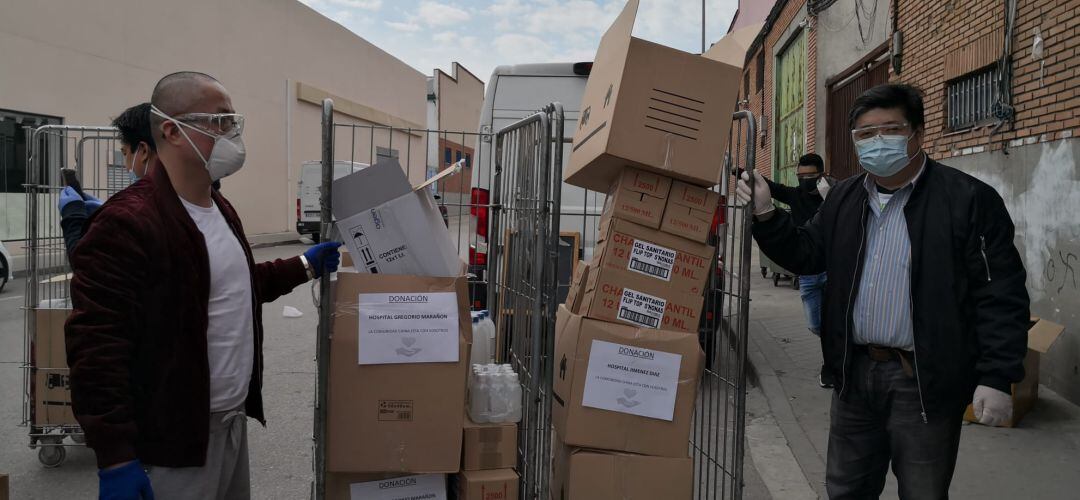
[735,170,774,216]
[972,385,1013,426]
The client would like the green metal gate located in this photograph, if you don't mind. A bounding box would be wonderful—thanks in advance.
[773,30,806,188]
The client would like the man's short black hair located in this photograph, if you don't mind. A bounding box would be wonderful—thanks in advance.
[111,102,156,152]
[848,84,925,130]
[798,153,824,173]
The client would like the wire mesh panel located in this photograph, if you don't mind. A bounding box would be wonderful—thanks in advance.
[21,125,126,467]
[488,104,564,500]
[690,110,757,500]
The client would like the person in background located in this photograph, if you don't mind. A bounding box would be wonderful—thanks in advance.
[66,72,342,500]
[58,103,157,257]
[757,153,836,388]
[737,84,1028,499]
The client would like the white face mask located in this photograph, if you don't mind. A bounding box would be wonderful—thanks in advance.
[127,143,147,181]
[151,106,246,182]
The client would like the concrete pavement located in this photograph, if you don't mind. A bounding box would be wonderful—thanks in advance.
[745,259,1080,499]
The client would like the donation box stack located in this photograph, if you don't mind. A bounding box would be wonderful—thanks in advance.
[324,158,517,500]
[553,1,744,498]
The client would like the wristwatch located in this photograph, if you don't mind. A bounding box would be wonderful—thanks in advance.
[299,254,315,280]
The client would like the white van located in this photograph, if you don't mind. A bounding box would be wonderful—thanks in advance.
[296,160,368,241]
[469,63,605,266]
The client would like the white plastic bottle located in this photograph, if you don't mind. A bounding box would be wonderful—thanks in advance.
[469,315,489,366]
[481,312,497,364]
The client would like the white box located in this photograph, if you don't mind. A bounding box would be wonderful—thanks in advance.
[332,159,460,277]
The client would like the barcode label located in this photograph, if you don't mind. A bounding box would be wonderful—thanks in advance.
[628,240,676,281]
[617,288,666,329]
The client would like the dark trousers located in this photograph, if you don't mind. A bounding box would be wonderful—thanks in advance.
[826,351,967,499]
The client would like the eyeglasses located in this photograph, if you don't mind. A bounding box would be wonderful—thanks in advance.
[851,122,910,142]
[175,112,244,136]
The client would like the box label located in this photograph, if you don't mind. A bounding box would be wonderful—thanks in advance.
[358,292,460,365]
[581,340,683,421]
[628,239,675,281]
[617,288,666,329]
[349,473,447,500]
[378,400,415,421]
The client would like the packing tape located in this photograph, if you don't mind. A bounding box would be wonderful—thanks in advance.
[479,452,505,469]
[477,427,503,442]
[662,133,675,169]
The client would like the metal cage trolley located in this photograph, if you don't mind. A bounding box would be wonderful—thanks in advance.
[311,100,566,499]
[20,124,130,467]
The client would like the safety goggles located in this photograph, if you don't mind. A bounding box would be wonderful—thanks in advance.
[850,122,910,142]
[173,112,245,136]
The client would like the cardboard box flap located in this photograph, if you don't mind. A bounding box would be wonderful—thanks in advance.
[600,0,639,64]
[703,23,763,69]
[1028,317,1064,353]
[331,158,412,216]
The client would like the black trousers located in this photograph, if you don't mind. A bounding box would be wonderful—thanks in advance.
[826,351,967,499]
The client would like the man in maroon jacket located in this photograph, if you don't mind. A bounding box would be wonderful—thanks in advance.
[66,72,341,500]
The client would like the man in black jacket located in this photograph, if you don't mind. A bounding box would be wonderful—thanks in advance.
[738,84,1029,499]
[759,153,835,387]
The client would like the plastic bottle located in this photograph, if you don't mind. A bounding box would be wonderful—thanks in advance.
[469,315,490,367]
[469,365,490,423]
[488,368,511,423]
[506,371,523,423]
[481,312,497,364]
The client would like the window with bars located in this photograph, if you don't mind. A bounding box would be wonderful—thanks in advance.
[947,66,1002,130]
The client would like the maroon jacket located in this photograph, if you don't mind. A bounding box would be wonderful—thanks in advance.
[65,160,308,468]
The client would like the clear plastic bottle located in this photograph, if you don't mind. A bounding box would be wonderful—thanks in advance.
[469,315,489,366]
[469,364,491,423]
[488,369,511,423]
[505,371,522,423]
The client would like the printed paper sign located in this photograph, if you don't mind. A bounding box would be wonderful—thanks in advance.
[617,288,666,329]
[628,239,676,281]
[357,292,459,365]
[581,340,683,421]
[349,473,447,500]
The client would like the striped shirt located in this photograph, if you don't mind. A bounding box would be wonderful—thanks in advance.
[852,159,926,350]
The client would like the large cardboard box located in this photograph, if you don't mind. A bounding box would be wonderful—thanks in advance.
[331,158,461,277]
[550,440,692,500]
[327,472,447,500]
[552,307,703,457]
[327,271,470,473]
[578,217,713,332]
[564,0,742,192]
[33,368,76,426]
[602,167,672,228]
[452,469,519,500]
[963,317,1065,427]
[462,417,517,471]
[34,308,70,368]
[661,181,720,243]
[563,261,591,315]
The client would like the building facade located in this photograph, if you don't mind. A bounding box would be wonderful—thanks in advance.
[1,0,431,261]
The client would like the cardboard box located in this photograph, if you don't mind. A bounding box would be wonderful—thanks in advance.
[33,368,76,426]
[577,217,713,332]
[564,0,742,192]
[34,308,70,368]
[452,469,519,500]
[550,440,692,500]
[552,307,703,457]
[602,167,672,228]
[963,317,1065,427]
[462,417,517,471]
[563,261,591,315]
[327,472,447,500]
[327,271,470,473]
[332,158,461,277]
[661,181,720,243]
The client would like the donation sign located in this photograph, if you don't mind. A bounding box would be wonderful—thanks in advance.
[357,292,459,365]
[581,339,682,421]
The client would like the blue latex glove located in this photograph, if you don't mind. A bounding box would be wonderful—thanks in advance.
[304,241,342,278]
[58,186,83,211]
[98,460,155,500]
[84,193,103,215]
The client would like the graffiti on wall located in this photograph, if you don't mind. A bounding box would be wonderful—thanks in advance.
[976,140,1080,303]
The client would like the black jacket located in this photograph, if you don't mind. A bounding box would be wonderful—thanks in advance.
[763,177,824,227]
[753,158,1029,414]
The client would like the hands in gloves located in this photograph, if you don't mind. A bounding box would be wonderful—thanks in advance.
[735,170,774,217]
[99,460,155,500]
[972,385,1012,427]
[303,241,343,278]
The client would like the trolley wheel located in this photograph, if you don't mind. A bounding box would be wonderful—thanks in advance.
[773,273,780,287]
[792,276,800,290]
[760,266,768,279]
[39,445,66,468]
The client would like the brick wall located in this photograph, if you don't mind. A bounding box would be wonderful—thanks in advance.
[893,0,1080,157]
[732,0,815,180]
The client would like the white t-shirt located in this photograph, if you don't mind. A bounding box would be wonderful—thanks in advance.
[180,196,255,412]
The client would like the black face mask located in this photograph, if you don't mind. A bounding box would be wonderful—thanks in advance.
[799,177,820,192]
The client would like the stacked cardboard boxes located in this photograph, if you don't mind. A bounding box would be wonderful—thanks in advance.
[452,416,520,500]
[324,159,473,499]
[33,307,77,426]
[553,0,742,497]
